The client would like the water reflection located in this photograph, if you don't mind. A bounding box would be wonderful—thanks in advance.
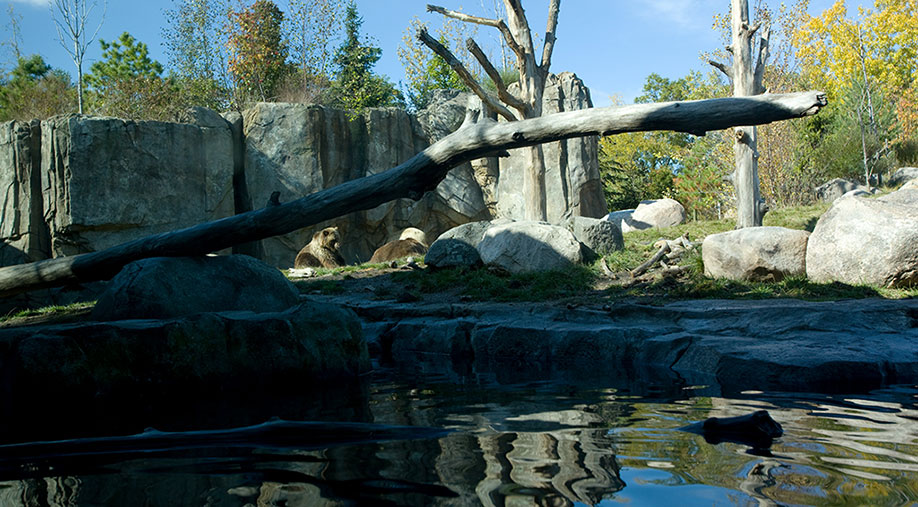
[1,372,918,506]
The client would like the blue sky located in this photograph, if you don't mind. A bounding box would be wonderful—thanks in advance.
[4,0,842,106]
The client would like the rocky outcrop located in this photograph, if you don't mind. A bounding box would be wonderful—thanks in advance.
[495,72,607,222]
[242,103,488,267]
[563,215,623,255]
[703,227,809,282]
[0,302,369,413]
[91,255,301,321]
[814,178,868,202]
[40,114,236,257]
[337,296,918,395]
[889,167,918,187]
[806,188,918,288]
[478,221,583,273]
[0,120,48,267]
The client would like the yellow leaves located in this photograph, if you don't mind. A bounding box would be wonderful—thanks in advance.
[792,0,918,102]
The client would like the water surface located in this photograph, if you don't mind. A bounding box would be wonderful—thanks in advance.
[2,367,917,506]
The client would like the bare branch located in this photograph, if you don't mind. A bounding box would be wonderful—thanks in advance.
[540,0,561,72]
[709,60,734,81]
[465,37,529,114]
[504,0,535,55]
[426,3,525,60]
[753,25,771,94]
[417,28,518,122]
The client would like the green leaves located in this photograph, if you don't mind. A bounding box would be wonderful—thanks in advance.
[226,0,289,103]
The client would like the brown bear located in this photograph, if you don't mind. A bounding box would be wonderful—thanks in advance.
[369,227,429,263]
[294,227,346,268]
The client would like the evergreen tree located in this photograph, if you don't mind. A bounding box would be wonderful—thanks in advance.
[331,1,401,115]
[0,54,75,120]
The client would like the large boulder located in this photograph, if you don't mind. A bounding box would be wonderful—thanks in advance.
[91,255,301,321]
[424,220,499,269]
[889,167,918,187]
[564,215,623,255]
[478,221,582,273]
[703,227,810,282]
[495,72,607,221]
[806,188,918,287]
[814,178,867,202]
[623,198,686,232]
[41,114,235,257]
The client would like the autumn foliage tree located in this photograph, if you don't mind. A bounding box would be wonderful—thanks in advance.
[226,0,289,103]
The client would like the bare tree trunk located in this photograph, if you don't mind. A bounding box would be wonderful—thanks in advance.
[0,91,826,297]
[423,0,560,222]
[711,0,770,228]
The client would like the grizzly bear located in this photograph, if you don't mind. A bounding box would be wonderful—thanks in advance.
[369,227,429,263]
[294,227,346,268]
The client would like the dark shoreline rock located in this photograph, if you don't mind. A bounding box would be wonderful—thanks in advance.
[317,294,918,395]
[0,303,369,416]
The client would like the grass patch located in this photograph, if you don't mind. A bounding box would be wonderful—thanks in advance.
[763,202,831,231]
[284,203,917,303]
[0,301,95,324]
[391,263,601,302]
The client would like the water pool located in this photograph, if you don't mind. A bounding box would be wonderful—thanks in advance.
[2,367,917,506]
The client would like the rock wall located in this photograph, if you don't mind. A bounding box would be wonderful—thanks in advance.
[496,72,607,222]
[0,72,602,270]
[0,120,48,267]
[41,111,235,257]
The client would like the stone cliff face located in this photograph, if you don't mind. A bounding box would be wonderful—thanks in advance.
[0,72,604,269]
[496,72,607,222]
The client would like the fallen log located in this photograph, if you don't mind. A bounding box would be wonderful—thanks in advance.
[0,91,827,297]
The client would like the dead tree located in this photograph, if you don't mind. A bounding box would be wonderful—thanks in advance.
[421,0,560,222]
[0,91,826,297]
[710,0,770,228]
[51,0,106,115]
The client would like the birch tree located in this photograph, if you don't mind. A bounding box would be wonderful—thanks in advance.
[51,0,105,115]
[710,0,770,227]
[419,0,560,222]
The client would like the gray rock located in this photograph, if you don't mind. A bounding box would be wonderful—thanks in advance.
[605,209,634,231]
[703,227,809,282]
[242,103,486,267]
[625,198,686,232]
[806,191,918,287]
[40,115,235,257]
[478,221,582,273]
[814,178,867,202]
[424,220,498,268]
[91,255,301,321]
[495,72,607,221]
[0,120,48,267]
[564,215,623,255]
[889,167,918,187]
[1,302,369,404]
[340,296,918,394]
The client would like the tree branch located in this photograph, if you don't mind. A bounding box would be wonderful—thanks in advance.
[753,25,771,95]
[417,28,517,122]
[0,91,828,297]
[540,0,561,73]
[465,37,529,114]
[709,60,734,81]
[426,3,525,61]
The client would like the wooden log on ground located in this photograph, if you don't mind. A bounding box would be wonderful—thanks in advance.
[0,91,827,297]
